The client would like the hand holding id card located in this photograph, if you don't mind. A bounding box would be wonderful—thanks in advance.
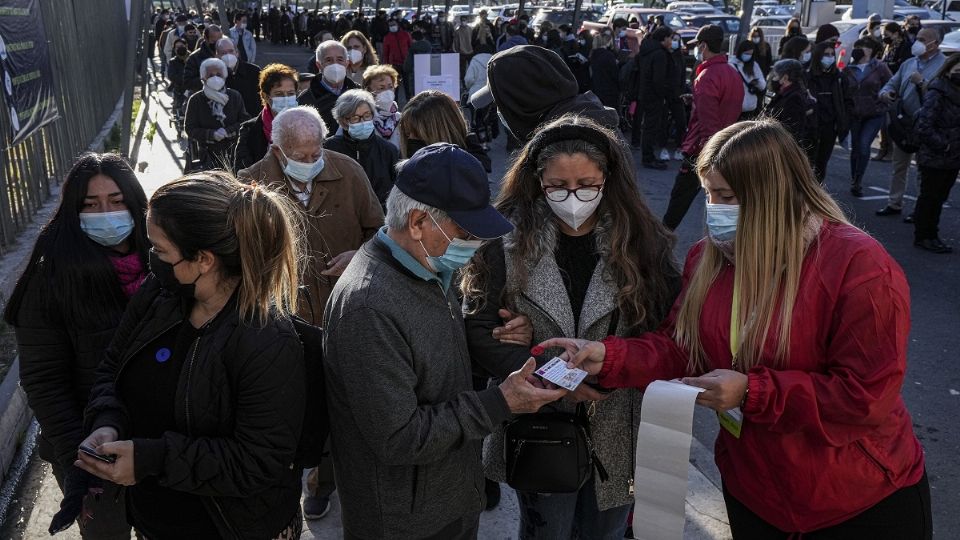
[535,357,589,391]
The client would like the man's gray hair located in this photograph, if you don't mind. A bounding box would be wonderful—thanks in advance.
[315,39,347,63]
[332,89,377,123]
[385,186,449,230]
[272,106,328,150]
[215,37,236,54]
[199,57,227,79]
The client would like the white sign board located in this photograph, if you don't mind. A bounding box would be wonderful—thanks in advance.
[413,53,461,101]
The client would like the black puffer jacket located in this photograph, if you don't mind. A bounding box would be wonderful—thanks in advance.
[635,36,672,102]
[15,273,125,471]
[233,112,269,172]
[84,276,306,540]
[808,67,849,136]
[765,83,817,150]
[324,132,399,208]
[915,78,960,170]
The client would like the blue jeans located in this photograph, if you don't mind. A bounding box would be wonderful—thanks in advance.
[517,477,631,540]
[849,114,885,186]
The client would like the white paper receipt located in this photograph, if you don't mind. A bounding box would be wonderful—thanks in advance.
[535,357,588,391]
[632,379,706,540]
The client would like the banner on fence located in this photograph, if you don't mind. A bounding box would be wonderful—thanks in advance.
[0,0,59,146]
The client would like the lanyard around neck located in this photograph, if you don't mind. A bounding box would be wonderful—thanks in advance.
[730,274,740,369]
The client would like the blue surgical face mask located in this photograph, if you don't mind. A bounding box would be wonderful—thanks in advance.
[347,120,375,140]
[705,202,739,244]
[740,52,753,63]
[672,38,681,50]
[820,55,836,68]
[419,215,484,274]
[271,95,297,114]
[694,46,703,62]
[79,210,135,247]
[280,148,324,183]
[801,51,812,64]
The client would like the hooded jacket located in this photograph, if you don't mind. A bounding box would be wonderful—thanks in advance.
[634,36,672,102]
[486,45,619,142]
[681,53,744,156]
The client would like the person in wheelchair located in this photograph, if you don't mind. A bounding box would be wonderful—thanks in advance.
[184,57,250,171]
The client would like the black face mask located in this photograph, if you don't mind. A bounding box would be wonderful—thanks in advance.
[950,73,960,86]
[908,26,920,35]
[175,47,187,56]
[882,36,893,45]
[770,79,782,94]
[406,138,427,156]
[149,249,199,298]
[851,48,865,63]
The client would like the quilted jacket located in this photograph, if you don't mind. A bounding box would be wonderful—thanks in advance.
[915,78,960,170]
[84,276,306,540]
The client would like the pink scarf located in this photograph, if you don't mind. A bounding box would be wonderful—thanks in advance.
[110,252,147,298]
[262,106,275,143]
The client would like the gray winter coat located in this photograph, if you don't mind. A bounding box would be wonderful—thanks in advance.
[464,203,679,511]
[323,234,512,539]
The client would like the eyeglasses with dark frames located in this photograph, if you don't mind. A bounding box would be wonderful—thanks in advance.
[541,182,605,202]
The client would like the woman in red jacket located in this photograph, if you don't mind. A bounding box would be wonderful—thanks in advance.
[382,19,412,98]
[540,119,931,539]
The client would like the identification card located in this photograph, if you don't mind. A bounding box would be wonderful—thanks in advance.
[535,357,589,391]
[717,407,744,439]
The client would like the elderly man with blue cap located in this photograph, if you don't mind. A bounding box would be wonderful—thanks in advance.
[323,143,566,539]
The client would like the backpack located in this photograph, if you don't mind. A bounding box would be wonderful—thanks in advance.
[291,315,329,468]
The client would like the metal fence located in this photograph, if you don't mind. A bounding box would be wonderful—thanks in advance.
[0,1,134,251]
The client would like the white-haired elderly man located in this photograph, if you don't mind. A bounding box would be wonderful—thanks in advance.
[184,57,250,171]
[238,105,383,323]
[324,143,567,539]
[298,39,359,133]
[214,37,261,116]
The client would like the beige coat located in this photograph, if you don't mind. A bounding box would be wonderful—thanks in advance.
[238,149,384,324]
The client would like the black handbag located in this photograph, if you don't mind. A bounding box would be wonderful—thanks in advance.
[502,311,619,493]
[504,404,607,493]
[888,99,920,154]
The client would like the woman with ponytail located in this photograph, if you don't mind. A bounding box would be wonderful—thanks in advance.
[76,172,308,540]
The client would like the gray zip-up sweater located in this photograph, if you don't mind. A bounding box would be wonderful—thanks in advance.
[323,235,512,539]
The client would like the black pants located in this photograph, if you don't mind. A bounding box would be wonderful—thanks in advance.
[914,165,958,241]
[632,98,664,162]
[663,97,687,149]
[813,123,837,184]
[662,153,700,230]
[723,471,932,540]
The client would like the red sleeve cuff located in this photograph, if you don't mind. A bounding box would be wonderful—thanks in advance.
[743,368,767,416]
[597,336,626,382]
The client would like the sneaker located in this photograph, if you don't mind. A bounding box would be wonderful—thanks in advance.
[673,150,684,161]
[658,149,670,161]
[903,213,915,224]
[302,495,331,520]
[850,186,863,197]
[875,206,902,216]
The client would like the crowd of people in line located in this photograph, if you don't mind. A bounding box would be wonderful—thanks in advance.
[3,3,953,540]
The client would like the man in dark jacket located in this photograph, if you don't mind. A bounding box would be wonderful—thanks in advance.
[323,143,566,539]
[469,45,620,144]
[216,37,262,117]
[184,24,222,93]
[298,40,359,134]
[662,25,744,230]
[632,26,674,169]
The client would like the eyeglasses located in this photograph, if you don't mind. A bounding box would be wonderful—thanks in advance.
[347,112,375,124]
[541,182,605,202]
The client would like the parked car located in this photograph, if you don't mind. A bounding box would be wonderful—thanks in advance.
[668,1,721,15]
[683,13,742,34]
[942,28,960,52]
[581,6,698,44]
[532,7,603,31]
[916,19,960,36]
[749,5,797,18]
[926,0,960,19]
[751,15,793,27]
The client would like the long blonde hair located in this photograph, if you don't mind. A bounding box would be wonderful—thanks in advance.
[398,90,468,158]
[675,120,848,373]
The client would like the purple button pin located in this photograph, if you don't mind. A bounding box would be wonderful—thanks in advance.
[155,348,171,363]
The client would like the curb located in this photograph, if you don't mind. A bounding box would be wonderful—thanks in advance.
[0,358,30,486]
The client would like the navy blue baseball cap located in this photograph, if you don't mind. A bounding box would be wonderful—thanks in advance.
[396,143,514,239]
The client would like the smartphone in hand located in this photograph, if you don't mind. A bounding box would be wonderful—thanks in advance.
[79,444,117,464]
